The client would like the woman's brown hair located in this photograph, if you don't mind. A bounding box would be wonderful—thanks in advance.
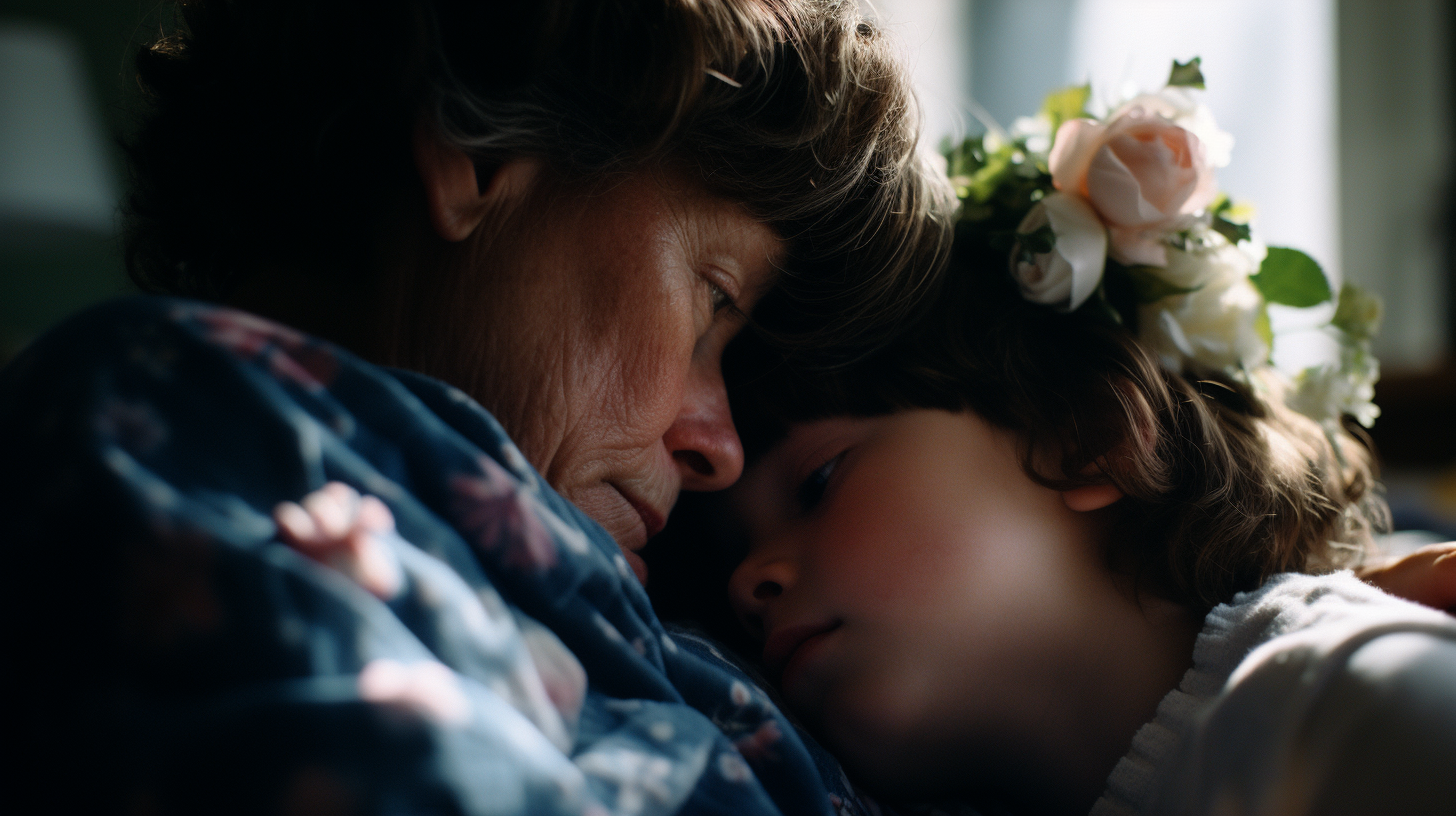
[124,0,956,360]
[729,225,1390,610]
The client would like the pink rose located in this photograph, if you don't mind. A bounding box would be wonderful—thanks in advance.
[1049,104,1218,266]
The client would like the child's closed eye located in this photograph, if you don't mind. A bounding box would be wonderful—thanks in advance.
[797,451,846,511]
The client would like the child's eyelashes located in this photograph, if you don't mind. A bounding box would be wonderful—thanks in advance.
[796,451,845,511]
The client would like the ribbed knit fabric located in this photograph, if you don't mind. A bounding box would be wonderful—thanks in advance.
[1089,571,1456,816]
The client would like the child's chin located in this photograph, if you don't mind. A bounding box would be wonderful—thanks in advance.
[819,714,958,802]
[840,754,959,806]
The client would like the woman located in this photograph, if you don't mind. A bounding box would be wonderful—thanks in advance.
[125,0,953,568]
[0,0,954,813]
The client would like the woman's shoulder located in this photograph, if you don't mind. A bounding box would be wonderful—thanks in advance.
[3,295,343,405]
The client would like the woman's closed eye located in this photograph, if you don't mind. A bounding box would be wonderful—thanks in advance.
[796,451,845,511]
[699,263,747,324]
[708,282,734,314]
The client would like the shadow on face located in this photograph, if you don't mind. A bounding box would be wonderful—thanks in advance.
[387,149,783,567]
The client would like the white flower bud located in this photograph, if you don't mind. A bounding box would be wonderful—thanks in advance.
[1011,192,1108,312]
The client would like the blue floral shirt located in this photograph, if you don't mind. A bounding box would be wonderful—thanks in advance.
[0,297,881,816]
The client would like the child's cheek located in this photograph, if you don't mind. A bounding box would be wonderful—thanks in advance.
[814,658,968,797]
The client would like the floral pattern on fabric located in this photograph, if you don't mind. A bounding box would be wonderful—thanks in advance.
[0,297,886,816]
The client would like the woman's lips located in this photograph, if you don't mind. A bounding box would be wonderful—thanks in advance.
[762,620,842,682]
[613,486,666,585]
[621,491,667,539]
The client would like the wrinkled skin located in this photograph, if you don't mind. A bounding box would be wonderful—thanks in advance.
[392,133,783,580]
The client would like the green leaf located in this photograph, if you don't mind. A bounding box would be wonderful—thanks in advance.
[1254,303,1273,355]
[1167,57,1206,89]
[1209,194,1254,243]
[963,146,1014,204]
[1331,283,1383,339]
[959,202,995,222]
[943,136,988,179]
[1040,83,1091,135]
[1083,283,1126,327]
[1119,263,1201,304]
[1211,216,1252,245]
[1252,247,1332,307]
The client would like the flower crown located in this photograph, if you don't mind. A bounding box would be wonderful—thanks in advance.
[945,58,1380,430]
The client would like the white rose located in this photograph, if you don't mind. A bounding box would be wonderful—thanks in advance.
[1138,245,1268,373]
[1011,192,1108,311]
[1158,227,1257,287]
[1286,341,1381,428]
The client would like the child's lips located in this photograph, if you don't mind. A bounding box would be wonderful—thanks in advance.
[762,619,842,681]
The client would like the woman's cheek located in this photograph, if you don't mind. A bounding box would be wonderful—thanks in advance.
[610,325,695,441]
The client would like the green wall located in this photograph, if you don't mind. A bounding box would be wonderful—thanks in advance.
[1,0,167,361]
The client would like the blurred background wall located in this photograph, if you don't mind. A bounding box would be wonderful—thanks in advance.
[872,0,1455,535]
[0,0,168,361]
[3,0,1454,532]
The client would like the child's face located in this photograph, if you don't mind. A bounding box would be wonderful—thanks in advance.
[727,409,1136,799]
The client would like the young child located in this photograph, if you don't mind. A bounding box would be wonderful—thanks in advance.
[718,234,1456,815]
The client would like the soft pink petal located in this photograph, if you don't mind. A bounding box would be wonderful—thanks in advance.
[1107,225,1169,267]
[1048,119,1106,196]
[1086,147,1162,226]
[1107,127,1198,215]
[1181,136,1219,214]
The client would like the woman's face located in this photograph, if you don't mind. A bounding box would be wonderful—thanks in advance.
[725,410,1173,802]
[433,168,781,581]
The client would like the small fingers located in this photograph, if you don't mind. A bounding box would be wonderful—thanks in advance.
[274,500,321,546]
[1420,543,1456,611]
[358,659,470,726]
[1363,542,1456,613]
[276,482,404,601]
[302,482,361,540]
[356,494,397,534]
[347,525,404,599]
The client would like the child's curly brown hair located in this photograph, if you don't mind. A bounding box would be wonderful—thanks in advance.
[729,226,1390,610]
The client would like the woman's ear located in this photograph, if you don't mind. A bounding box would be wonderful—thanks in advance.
[412,116,541,242]
[1062,482,1123,513]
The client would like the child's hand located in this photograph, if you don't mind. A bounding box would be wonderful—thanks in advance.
[1359,542,1456,613]
[274,482,404,600]
[275,481,584,750]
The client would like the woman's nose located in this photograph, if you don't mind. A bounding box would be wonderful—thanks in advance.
[662,361,743,492]
[728,553,796,639]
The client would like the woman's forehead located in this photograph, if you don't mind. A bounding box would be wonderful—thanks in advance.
[568,166,784,267]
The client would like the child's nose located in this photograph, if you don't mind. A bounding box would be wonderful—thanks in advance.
[728,554,796,639]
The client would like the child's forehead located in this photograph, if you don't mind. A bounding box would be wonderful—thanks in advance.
[732,417,866,522]
[759,410,1011,458]
[750,415,877,470]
